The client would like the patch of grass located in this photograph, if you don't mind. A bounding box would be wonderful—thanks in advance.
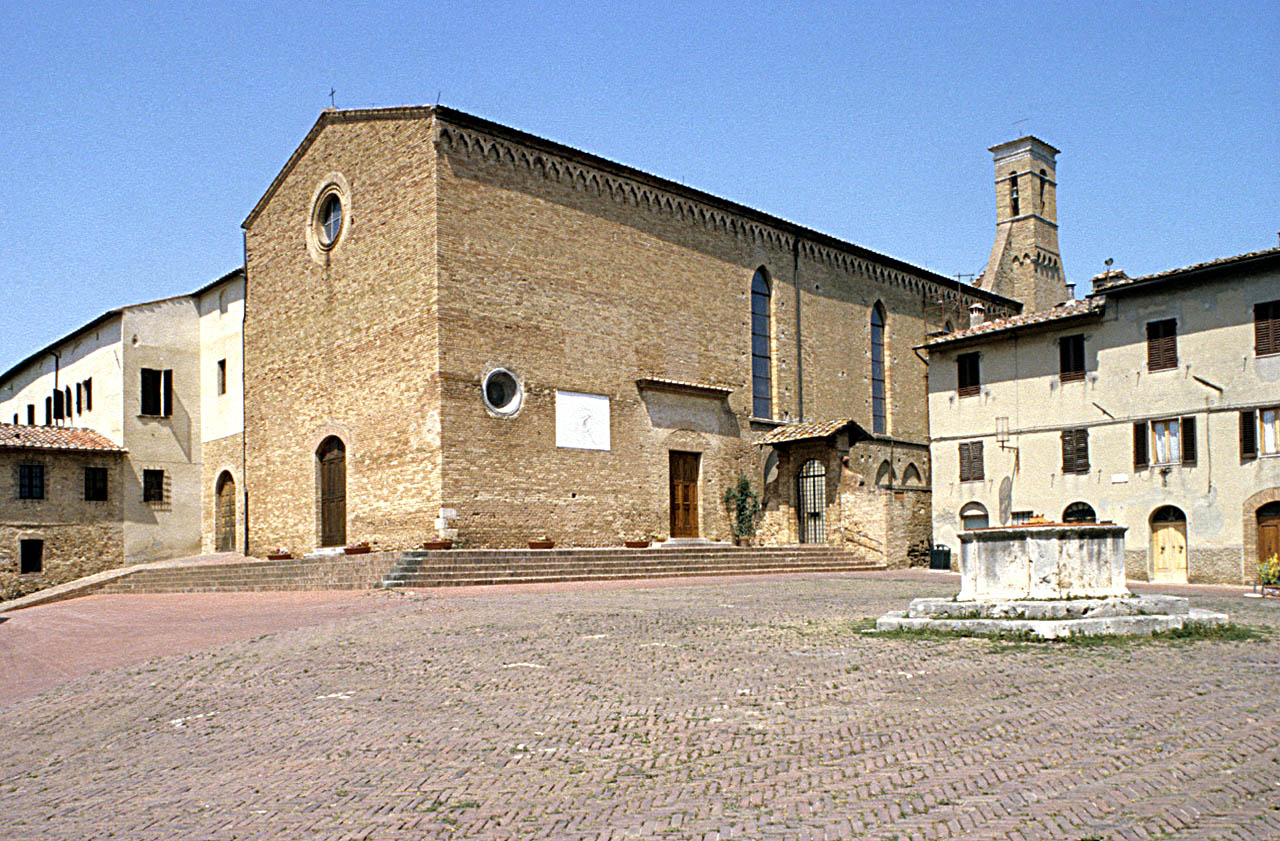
[868,622,1269,650]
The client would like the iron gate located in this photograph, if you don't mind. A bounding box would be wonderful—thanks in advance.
[797,458,826,543]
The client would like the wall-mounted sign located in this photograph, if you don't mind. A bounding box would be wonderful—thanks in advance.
[556,391,610,450]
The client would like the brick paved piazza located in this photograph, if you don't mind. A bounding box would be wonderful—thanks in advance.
[2,573,1278,841]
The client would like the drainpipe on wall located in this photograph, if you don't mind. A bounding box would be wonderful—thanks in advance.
[792,236,804,422]
[241,231,250,556]
[1191,375,1222,494]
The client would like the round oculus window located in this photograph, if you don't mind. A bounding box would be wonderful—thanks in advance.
[317,193,343,247]
[483,369,522,415]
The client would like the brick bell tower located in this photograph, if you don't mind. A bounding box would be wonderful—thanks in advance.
[976,136,1069,312]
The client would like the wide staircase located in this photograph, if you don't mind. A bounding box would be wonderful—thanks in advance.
[90,545,880,596]
[380,544,879,589]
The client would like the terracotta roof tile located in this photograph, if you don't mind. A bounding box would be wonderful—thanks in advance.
[635,377,735,396]
[0,424,125,453]
[924,298,1103,347]
[1093,246,1280,291]
[758,418,860,446]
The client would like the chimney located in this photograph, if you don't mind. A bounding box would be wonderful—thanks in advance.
[1065,282,1076,299]
[969,302,986,328]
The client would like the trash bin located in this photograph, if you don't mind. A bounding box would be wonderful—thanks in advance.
[929,544,952,570]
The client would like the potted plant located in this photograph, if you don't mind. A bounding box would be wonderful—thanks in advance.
[344,541,372,555]
[722,474,761,547]
[265,546,292,560]
[1259,553,1280,596]
[528,535,555,550]
[421,538,453,550]
[624,538,651,549]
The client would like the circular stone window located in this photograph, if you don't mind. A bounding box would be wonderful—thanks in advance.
[315,192,343,249]
[483,369,522,416]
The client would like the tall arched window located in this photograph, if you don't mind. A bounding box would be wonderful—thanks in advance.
[1009,171,1020,216]
[870,302,886,434]
[751,268,772,418]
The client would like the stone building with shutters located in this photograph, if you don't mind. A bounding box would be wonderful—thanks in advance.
[0,423,126,599]
[240,105,1017,561]
[0,269,245,564]
[926,246,1280,584]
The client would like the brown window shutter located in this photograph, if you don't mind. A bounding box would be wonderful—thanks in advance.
[1180,416,1197,465]
[1164,334,1178,370]
[162,369,173,417]
[1061,430,1074,473]
[1133,422,1148,469]
[959,442,970,481]
[1241,410,1258,460]
[1257,301,1280,356]
[972,441,984,480]
[1075,428,1089,473]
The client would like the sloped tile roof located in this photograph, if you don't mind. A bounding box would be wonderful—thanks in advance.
[924,298,1103,348]
[635,377,735,396]
[758,418,860,446]
[0,424,125,453]
[1093,246,1280,291]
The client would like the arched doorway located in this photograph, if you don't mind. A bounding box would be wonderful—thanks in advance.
[317,437,347,547]
[797,459,826,543]
[1259,502,1280,566]
[1150,505,1187,583]
[215,472,236,552]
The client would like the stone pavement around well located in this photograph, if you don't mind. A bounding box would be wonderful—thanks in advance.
[0,572,1278,841]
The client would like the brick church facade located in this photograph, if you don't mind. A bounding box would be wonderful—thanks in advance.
[241,106,1016,560]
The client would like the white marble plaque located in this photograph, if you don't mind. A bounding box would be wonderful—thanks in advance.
[556,391,610,450]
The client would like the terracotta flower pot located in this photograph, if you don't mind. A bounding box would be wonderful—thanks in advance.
[624,540,651,549]
[528,540,555,550]
[266,552,292,560]
[345,544,371,555]
[421,539,453,550]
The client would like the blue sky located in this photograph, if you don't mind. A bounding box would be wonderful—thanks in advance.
[2,0,1277,371]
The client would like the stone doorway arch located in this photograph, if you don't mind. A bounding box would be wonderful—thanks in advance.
[215,472,236,552]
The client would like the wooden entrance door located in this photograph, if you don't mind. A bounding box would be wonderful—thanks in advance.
[669,451,699,538]
[1259,503,1280,565]
[215,472,236,552]
[318,437,347,547]
[1151,506,1187,583]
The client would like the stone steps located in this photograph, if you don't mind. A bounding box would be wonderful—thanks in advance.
[90,546,881,595]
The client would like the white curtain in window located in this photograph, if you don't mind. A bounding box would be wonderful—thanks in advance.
[1152,419,1180,464]
[1263,408,1279,454]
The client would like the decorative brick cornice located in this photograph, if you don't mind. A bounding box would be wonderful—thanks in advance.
[435,116,1017,316]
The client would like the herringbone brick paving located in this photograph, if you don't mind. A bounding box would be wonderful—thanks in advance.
[1,574,1277,839]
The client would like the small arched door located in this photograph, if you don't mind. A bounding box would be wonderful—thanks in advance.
[215,472,236,552]
[797,459,826,543]
[1151,505,1187,583]
[1259,502,1280,566]
[318,437,347,547]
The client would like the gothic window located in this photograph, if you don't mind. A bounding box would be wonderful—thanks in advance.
[751,268,772,419]
[870,302,886,434]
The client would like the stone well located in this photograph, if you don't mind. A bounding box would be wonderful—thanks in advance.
[877,522,1228,639]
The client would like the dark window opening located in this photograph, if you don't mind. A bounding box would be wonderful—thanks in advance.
[52,388,64,421]
[959,441,984,482]
[1146,319,1177,371]
[75,383,83,415]
[1061,427,1090,474]
[1063,502,1097,523]
[216,359,227,396]
[83,378,92,411]
[26,404,34,425]
[18,464,45,499]
[1256,300,1280,357]
[84,467,109,501]
[143,469,165,503]
[44,397,51,425]
[957,352,980,397]
[140,368,173,417]
[870,303,886,434]
[1059,334,1085,382]
[64,387,71,419]
[19,539,43,574]
[1009,172,1020,216]
[751,268,772,418]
